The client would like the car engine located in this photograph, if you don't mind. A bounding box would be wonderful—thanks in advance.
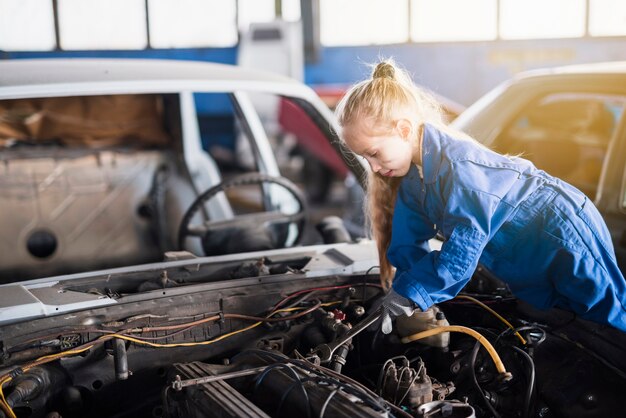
[1,252,625,418]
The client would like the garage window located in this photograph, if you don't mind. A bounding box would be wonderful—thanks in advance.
[320,0,409,46]
[58,0,147,50]
[589,0,626,37]
[238,0,301,32]
[410,0,497,42]
[499,0,585,40]
[238,0,274,32]
[0,0,56,51]
[148,0,237,48]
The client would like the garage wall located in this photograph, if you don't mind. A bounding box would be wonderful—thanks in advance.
[3,36,626,106]
[305,37,626,106]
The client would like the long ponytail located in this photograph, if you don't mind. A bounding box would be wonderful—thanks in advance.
[335,58,444,289]
[367,172,401,289]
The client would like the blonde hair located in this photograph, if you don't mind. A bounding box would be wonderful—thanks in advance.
[335,58,445,290]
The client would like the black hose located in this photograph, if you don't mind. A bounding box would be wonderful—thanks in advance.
[512,346,535,418]
[495,325,546,348]
[161,386,171,418]
[275,376,312,418]
[294,359,413,418]
[113,339,129,380]
[470,341,501,418]
[236,349,411,418]
[253,363,310,418]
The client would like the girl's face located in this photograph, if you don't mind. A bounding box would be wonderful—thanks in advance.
[343,120,417,178]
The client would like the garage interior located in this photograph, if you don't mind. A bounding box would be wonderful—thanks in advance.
[1,2,626,418]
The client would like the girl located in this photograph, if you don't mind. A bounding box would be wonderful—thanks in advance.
[335,59,626,334]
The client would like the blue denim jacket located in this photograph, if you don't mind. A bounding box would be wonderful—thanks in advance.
[389,124,626,332]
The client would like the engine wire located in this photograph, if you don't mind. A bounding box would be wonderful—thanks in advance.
[271,283,381,311]
[0,299,344,417]
[254,363,311,418]
[495,325,545,348]
[376,356,407,395]
[276,375,315,418]
[244,349,390,416]
[295,359,412,418]
[0,378,16,418]
[470,324,538,416]
[469,341,502,418]
[0,281,378,417]
[474,325,539,417]
[512,346,535,418]
[318,387,339,418]
[396,361,423,407]
[125,326,196,341]
[455,295,527,345]
[236,347,413,418]
[126,283,376,335]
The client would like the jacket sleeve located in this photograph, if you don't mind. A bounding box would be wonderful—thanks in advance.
[387,187,437,272]
[391,183,500,311]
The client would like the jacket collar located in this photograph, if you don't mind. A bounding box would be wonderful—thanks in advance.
[421,123,443,184]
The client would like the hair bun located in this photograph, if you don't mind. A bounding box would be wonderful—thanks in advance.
[372,61,396,80]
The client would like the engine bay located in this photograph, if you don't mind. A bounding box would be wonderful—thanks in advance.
[1,250,625,418]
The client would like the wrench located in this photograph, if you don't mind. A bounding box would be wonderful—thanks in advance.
[311,307,382,363]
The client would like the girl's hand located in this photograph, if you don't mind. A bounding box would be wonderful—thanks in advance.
[380,289,418,334]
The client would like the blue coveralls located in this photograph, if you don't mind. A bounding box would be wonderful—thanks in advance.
[389,124,626,332]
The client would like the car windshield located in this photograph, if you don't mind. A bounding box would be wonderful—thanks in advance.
[492,92,626,198]
[0,95,171,148]
[0,90,353,283]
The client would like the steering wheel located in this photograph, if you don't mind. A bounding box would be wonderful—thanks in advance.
[178,172,307,256]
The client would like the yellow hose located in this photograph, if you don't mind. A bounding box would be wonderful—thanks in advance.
[0,377,16,418]
[455,295,526,345]
[400,325,513,381]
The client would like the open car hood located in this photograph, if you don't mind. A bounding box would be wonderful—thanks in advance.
[0,241,378,326]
